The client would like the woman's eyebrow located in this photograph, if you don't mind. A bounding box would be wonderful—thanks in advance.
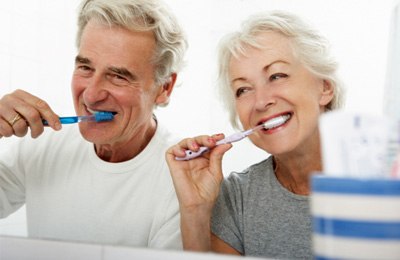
[231,60,290,84]
[263,60,290,71]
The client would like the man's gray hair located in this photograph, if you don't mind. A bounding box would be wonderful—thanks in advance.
[77,0,187,86]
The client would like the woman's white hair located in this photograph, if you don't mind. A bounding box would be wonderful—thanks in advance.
[217,11,345,129]
[76,0,187,87]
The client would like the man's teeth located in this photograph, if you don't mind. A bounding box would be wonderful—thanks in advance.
[263,114,291,129]
[87,108,97,114]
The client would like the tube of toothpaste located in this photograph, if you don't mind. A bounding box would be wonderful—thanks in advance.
[319,111,393,178]
[388,120,400,178]
[382,0,400,178]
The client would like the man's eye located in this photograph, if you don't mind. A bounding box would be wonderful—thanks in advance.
[75,65,93,76]
[269,73,288,81]
[109,74,130,86]
[114,74,126,80]
[78,65,91,71]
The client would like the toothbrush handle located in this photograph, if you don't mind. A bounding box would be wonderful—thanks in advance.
[215,132,248,145]
[175,146,210,161]
[42,117,79,126]
[174,131,250,161]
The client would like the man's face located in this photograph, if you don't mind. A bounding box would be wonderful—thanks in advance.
[71,20,167,148]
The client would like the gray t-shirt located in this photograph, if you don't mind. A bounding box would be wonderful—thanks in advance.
[211,156,312,259]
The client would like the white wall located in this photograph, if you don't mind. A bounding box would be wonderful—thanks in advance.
[0,0,396,239]
[161,0,395,174]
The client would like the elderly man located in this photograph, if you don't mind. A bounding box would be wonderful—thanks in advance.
[0,0,187,249]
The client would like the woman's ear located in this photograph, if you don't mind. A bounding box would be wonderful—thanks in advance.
[319,79,334,106]
[155,73,177,106]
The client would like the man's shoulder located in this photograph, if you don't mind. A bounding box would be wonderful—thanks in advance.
[152,122,182,148]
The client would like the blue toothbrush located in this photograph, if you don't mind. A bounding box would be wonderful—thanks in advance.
[42,111,115,125]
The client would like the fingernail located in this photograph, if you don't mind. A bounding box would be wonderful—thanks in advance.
[191,141,199,149]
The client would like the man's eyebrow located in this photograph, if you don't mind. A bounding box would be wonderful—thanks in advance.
[75,55,91,65]
[108,66,136,81]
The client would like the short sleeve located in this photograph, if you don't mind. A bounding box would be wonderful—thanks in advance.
[211,172,246,253]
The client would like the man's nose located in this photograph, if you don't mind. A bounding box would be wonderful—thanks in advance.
[82,74,108,105]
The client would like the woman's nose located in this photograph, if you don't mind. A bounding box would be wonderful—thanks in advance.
[254,87,276,111]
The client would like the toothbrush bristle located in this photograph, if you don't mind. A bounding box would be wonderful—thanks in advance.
[263,115,289,129]
[94,111,114,122]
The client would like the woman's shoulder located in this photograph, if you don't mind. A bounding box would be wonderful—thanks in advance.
[226,156,274,184]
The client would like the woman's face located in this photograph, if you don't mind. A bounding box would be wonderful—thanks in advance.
[229,31,333,155]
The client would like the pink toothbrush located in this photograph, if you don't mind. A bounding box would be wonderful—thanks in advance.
[175,115,289,161]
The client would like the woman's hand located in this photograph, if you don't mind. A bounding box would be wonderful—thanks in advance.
[165,134,232,251]
[0,89,61,139]
[166,134,232,211]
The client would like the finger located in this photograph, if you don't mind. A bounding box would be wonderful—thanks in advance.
[211,133,225,142]
[0,99,43,138]
[208,143,232,181]
[174,136,212,153]
[0,90,61,138]
[0,107,25,135]
[0,111,28,138]
[15,106,46,138]
[184,135,210,150]
[2,94,58,138]
[8,90,61,131]
[170,136,213,162]
[12,117,29,137]
[0,119,14,137]
[166,144,186,162]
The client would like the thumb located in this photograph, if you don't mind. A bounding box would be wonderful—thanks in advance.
[209,143,232,181]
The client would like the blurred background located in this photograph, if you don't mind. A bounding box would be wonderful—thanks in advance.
[0,0,397,239]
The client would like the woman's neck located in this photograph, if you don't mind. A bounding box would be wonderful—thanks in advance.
[273,143,322,195]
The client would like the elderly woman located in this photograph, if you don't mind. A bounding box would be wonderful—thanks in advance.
[166,11,344,259]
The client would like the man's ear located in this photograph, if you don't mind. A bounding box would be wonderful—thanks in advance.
[319,79,334,106]
[155,73,177,106]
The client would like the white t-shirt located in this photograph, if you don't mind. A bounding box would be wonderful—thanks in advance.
[0,122,182,250]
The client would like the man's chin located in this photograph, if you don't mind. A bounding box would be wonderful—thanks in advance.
[78,125,110,144]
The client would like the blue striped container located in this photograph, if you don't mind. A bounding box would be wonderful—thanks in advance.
[311,175,400,260]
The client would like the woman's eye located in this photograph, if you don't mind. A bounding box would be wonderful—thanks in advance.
[269,73,288,81]
[235,87,249,97]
